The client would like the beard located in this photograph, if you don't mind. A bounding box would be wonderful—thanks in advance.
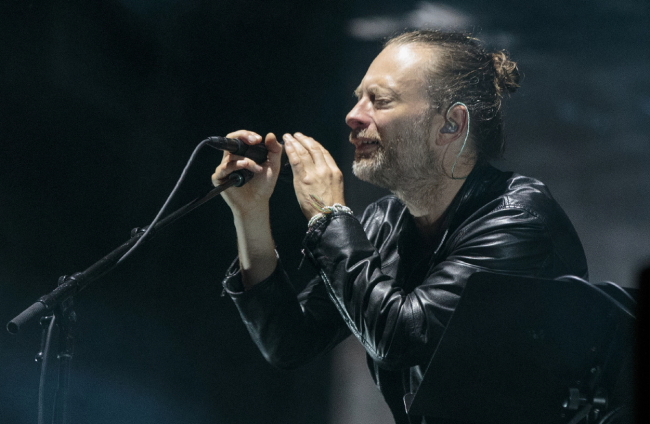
[351,110,440,193]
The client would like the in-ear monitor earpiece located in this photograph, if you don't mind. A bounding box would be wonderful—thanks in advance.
[440,121,458,133]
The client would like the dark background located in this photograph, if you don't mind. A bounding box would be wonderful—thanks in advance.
[1,1,648,423]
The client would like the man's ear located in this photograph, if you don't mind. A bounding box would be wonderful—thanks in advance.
[435,103,468,146]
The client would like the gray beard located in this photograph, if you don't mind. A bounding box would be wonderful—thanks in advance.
[352,147,394,189]
[352,148,445,213]
[352,115,445,210]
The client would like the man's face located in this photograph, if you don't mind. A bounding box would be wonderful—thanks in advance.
[346,43,440,190]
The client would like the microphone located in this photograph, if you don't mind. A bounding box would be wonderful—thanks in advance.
[205,136,269,164]
[205,136,292,181]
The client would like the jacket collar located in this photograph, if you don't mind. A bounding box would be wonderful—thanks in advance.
[437,161,511,243]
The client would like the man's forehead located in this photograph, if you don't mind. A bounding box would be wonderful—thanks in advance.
[356,44,434,95]
[385,42,435,64]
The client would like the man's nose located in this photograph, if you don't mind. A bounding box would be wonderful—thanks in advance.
[345,100,371,130]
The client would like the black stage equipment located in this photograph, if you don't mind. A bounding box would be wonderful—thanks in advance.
[404,272,636,424]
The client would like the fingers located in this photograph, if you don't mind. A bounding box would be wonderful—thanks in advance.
[264,132,283,154]
[226,130,263,146]
[264,133,283,172]
[213,129,339,189]
[218,129,264,171]
[280,133,345,219]
[211,157,263,186]
[212,130,283,187]
[283,132,329,169]
[212,153,264,187]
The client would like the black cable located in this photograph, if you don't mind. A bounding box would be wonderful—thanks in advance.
[116,138,212,265]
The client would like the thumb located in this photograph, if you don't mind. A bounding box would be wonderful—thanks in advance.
[265,133,283,167]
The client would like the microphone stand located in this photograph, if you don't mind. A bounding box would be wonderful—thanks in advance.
[7,169,252,424]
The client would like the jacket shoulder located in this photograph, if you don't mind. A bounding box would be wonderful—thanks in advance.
[455,169,588,278]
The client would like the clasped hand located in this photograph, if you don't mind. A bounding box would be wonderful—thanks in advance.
[212,130,345,220]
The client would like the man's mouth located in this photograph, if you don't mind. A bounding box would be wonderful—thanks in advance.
[350,134,381,147]
[350,131,381,159]
[352,138,380,159]
[358,139,379,145]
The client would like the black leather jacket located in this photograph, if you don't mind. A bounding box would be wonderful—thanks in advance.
[223,162,588,424]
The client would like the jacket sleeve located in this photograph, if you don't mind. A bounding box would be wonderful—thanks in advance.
[302,205,557,370]
[222,257,350,369]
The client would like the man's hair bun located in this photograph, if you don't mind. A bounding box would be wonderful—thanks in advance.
[491,51,520,95]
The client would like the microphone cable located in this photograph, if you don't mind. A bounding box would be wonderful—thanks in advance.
[116,138,217,265]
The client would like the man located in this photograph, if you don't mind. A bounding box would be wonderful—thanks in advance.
[212,30,588,424]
